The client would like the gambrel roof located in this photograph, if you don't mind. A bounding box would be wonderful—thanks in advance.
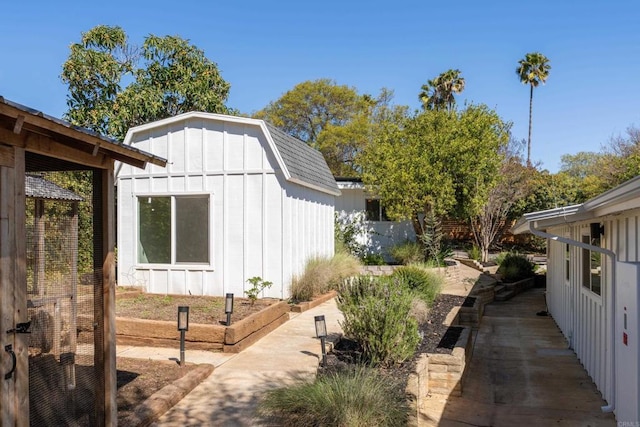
[122,112,340,196]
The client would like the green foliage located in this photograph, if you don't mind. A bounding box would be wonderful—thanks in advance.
[290,254,361,302]
[497,253,536,282]
[390,240,424,265]
[334,212,367,258]
[419,211,452,266]
[516,51,551,165]
[468,245,481,261]
[358,104,511,235]
[362,253,386,265]
[337,276,420,366]
[257,366,409,426]
[391,265,443,305]
[256,81,407,176]
[62,25,231,141]
[419,69,465,112]
[244,277,273,305]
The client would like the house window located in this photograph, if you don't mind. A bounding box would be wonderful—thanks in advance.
[581,235,601,296]
[365,199,389,221]
[138,195,210,264]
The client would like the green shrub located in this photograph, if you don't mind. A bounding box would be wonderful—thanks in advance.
[244,276,272,305]
[257,366,409,426]
[497,253,536,282]
[392,265,443,305]
[390,240,423,265]
[362,253,385,265]
[337,276,420,366]
[468,245,481,261]
[290,253,361,302]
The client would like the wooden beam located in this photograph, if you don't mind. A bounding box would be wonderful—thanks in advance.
[13,115,24,134]
[0,144,14,168]
[0,103,166,167]
[0,127,111,169]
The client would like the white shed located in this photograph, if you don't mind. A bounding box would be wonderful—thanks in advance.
[335,178,415,261]
[115,112,339,299]
[513,176,640,423]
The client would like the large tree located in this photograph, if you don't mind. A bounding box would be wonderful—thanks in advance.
[419,69,465,112]
[358,104,510,239]
[62,25,232,140]
[516,52,551,166]
[256,80,405,176]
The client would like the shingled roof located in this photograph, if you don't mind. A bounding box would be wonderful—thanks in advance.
[265,123,339,195]
[122,112,340,196]
[25,175,84,201]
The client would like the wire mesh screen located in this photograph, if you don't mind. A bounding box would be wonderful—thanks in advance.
[24,169,103,426]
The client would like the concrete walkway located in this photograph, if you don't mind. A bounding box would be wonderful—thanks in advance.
[118,264,617,426]
[421,287,617,426]
[143,298,345,426]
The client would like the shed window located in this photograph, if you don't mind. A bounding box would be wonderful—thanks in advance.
[365,199,389,221]
[138,195,209,264]
[565,244,570,282]
[581,235,601,296]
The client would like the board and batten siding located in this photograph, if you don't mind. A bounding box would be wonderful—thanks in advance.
[117,117,334,299]
[546,216,625,405]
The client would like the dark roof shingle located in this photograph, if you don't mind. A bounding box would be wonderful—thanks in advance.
[265,123,339,195]
[26,175,84,201]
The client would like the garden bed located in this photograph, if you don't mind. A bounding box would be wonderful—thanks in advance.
[116,296,290,353]
[290,290,337,313]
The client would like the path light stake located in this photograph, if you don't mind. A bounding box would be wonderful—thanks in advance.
[314,315,327,367]
[225,293,234,326]
[178,306,189,367]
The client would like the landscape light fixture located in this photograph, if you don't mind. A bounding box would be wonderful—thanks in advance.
[225,293,234,326]
[177,306,189,366]
[314,315,327,367]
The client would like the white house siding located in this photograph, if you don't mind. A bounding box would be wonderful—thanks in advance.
[335,185,415,260]
[117,116,336,299]
[547,219,618,406]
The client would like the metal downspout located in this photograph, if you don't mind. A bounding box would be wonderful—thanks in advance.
[527,221,617,414]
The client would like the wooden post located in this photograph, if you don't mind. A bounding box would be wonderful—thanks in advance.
[34,199,45,297]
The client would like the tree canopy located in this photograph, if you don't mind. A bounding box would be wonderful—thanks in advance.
[358,104,511,237]
[516,52,551,165]
[62,25,232,140]
[419,69,465,112]
[255,80,406,176]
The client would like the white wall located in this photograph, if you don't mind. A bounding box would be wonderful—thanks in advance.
[335,186,415,260]
[117,117,334,299]
[546,211,640,418]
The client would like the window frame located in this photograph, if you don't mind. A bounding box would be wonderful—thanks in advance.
[136,193,211,266]
[365,198,389,222]
[581,234,602,296]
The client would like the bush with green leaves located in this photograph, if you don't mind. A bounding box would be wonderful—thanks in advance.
[337,276,420,366]
[468,244,481,261]
[257,366,409,426]
[362,253,385,265]
[497,253,536,282]
[419,211,452,266]
[290,253,361,302]
[392,265,443,305]
[244,276,272,305]
[334,212,367,258]
[390,240,424,265]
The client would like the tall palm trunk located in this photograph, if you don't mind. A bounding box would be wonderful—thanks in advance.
[527,84,533,166]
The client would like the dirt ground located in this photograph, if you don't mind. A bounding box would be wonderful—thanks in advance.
[115,290,279,324]
[115,292,279,423]
[117,357,199,425]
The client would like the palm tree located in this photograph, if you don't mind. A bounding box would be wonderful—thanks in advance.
[516,52,551,166]
[419,69,465,112]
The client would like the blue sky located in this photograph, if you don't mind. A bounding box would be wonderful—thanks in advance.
[1,0,639,172]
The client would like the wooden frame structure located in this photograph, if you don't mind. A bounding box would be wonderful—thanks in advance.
[0,97,165,426]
